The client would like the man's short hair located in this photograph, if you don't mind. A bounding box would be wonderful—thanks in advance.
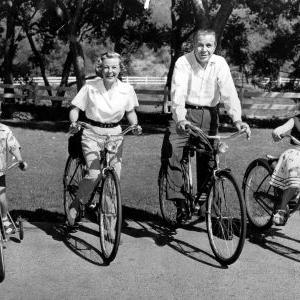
[193,29,216,43]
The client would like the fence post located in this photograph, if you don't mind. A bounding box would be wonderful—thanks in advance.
[163,85,170,114]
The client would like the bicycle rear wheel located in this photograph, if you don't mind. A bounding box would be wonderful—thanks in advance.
[0,235,5,283]
[158,167,178,226]
[99,168,122,263]
[243,158,276,232]
[206,170,246,265]
[63,156,85,222]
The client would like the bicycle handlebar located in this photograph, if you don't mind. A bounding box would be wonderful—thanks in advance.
[69,122,141,138]
[0,161,28,173]
[281,134,300,146]
[186,123,247,140]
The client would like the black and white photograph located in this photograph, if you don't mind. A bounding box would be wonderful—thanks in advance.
[0,0,299,298]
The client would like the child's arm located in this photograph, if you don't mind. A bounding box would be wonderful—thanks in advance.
[272,118,295,142]
[10,146,27,170]
[7,130,27,170]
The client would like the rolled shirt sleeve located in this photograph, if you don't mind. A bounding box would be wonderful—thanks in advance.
[7,129,20,153]
[217,58,242,123]
[125,85,139,112]
[171,58,189,123]
[71,85,89,111]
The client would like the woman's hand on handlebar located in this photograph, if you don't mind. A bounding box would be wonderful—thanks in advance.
[132,125,142,135]
[69,122,80,134]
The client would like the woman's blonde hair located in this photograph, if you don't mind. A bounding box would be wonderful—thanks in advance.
[95,51,125,77]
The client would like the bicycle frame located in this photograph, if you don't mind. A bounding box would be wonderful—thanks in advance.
[182,124,247,211]
[71,123,140,206]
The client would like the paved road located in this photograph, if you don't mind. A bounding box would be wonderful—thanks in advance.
[1,214,300,299]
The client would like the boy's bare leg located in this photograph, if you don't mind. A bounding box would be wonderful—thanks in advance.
[0,187,7,218]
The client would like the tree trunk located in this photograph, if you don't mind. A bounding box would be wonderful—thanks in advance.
[57,0,85,91]
[213,0,235,53]
[69,40,85,90]
[2,1,17,104]
[53,50,73,109]
[24,28,52,98]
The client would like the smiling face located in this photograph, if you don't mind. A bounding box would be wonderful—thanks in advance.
[193,31,216,67]
[101,57,121,86]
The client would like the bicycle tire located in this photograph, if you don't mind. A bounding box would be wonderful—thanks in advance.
[0,236,5,283]
[99,168,122,263]
[63,156,85,223]
[206,170,246,265]
[243,158,276,232]
[19,219,24,241]
[158,167,178,226]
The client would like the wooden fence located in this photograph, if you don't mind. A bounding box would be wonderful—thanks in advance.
[0,83,299,119]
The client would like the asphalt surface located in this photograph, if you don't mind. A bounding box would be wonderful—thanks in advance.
[1,214,300,300]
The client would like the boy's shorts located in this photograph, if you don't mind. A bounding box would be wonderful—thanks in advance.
[0,175,6,187]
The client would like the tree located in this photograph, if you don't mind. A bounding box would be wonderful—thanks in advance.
[166,0,238,88]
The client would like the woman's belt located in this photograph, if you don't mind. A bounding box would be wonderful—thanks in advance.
[185,103,219,112]
[85,118,120,128]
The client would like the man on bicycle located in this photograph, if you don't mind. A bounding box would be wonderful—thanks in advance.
[161,28,251,223]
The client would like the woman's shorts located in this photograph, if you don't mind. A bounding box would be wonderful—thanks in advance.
[270,148,300,190]
[0,175,6,187]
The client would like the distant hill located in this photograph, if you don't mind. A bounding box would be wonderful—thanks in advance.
[150,0,171,26]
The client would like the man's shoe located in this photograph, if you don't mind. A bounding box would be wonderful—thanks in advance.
[67,207,78,226]
[176,199,188,224]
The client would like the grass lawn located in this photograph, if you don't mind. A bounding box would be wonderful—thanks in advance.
[5,124,289,222]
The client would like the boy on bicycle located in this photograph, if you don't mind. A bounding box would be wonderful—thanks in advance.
[0,123,27,234]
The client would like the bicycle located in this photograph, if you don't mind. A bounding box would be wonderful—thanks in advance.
[243,134,300,232]
[0,161,27,283]
[158,124,247,265]
[63,122,141,264]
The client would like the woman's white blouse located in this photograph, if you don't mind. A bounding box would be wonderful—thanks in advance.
[71,78,139,123]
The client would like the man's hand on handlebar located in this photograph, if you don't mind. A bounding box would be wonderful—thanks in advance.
[234,121,251,140]
[272,128,283,142]
[176,120,191,134]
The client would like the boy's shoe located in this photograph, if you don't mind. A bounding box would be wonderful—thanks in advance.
[3,221,15,235]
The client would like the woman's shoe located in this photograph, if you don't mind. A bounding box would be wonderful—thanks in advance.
[273,210,288,226]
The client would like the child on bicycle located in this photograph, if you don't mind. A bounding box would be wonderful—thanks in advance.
[270,114,300,225]
[0,123,27,234]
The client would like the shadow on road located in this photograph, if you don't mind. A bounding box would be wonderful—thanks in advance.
[248,227,300,262]
[10,206,226,268]
[123,206,226,269]
[10,208,108,266]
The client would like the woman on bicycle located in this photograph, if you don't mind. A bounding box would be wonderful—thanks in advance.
[270,114,300,225]
[67,52,140,226]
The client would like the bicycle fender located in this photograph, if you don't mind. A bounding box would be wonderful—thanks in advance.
[215,168,231,177]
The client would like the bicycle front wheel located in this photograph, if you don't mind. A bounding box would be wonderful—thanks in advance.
[63,156,85,222]
[0,236,5,283]
[243,158,276,232]
[99,168,122,263]
[206,170,246,265]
